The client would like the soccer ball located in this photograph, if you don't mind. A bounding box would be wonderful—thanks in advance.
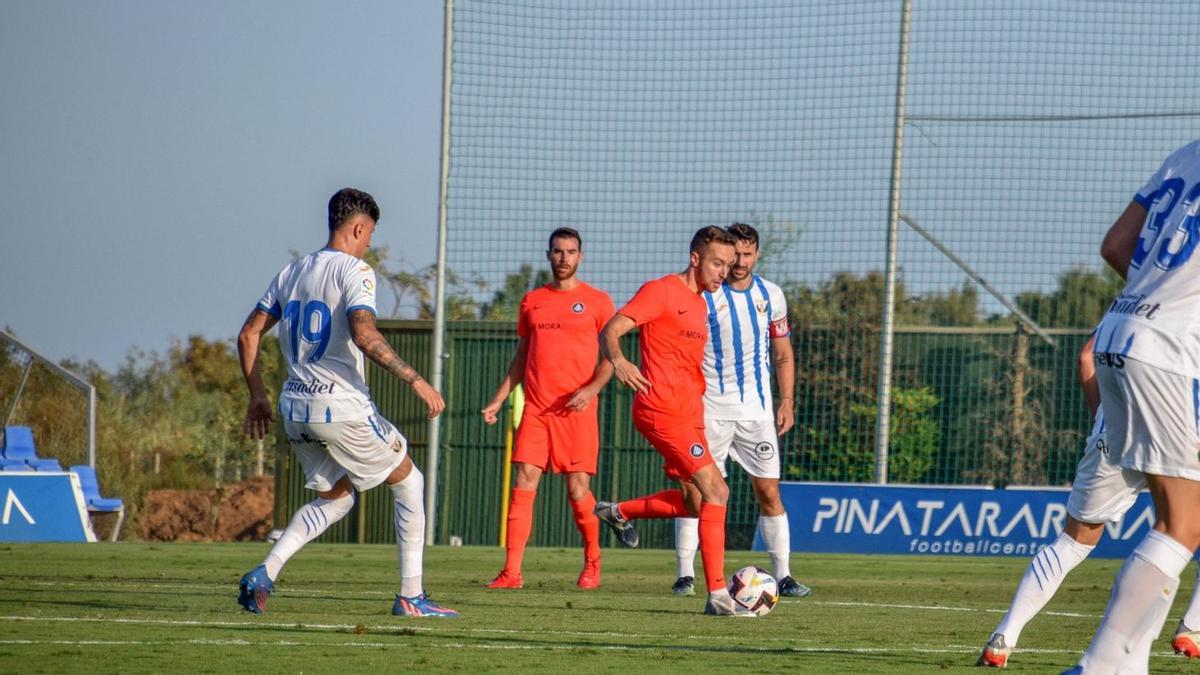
[728,566,778,617]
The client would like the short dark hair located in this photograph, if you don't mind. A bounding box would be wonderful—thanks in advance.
[548,227,582,251]
[328,188,380,231]
[726,223,759,248]
[690,225,736,255]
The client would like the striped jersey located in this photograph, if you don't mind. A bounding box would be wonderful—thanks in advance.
[1096,140,1200,377]
[256,248,378,423]
[702,275,789,420]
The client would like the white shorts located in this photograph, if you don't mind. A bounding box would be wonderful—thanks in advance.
[1066,412,1145,523]
[1096,355,1200,482]
[705,417,780,479]
[284,413,408,492]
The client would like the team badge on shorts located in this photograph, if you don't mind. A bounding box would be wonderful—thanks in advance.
[572,302,584,313]
[754,441,776,459]
[689,443,705,458]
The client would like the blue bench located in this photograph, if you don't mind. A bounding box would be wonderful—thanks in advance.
[0,458,30,471]
[70,464,124,542]
[3,426,122,541]
[3,426,63,471]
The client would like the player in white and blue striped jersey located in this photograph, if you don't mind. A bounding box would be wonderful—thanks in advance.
[1069,141,1200,672]
[671,223,811,599]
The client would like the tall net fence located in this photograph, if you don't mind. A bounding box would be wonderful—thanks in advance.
[0,334,93,469]
[441,0,1200,493]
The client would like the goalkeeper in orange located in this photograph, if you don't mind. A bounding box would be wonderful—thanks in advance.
[481,227,615,589]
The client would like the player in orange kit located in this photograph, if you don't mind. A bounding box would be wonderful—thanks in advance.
[594,225,743,615]
[482,227,615,589]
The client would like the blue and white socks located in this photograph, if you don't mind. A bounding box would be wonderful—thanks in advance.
[391,467,426,598]
[993,531,1094,646]
[264,492,356,580]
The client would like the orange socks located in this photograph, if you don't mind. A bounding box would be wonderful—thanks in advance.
[503,488,536,573]
[618,490,688,519]
[570,493,601,563]
[699,502,727,592]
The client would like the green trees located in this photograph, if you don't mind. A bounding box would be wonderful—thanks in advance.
[1,331,285,530]
[781,267,1103,486]
[478,264,551,320]
[1016,267,1124,328]
[366,247,550,321]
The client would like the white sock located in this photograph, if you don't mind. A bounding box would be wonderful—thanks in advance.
[1182,564,1200,630]
[675,517,698,578]
[992,531,1094,646]
[1114,580,1174,675]
[264,492,356,580]
[1077,530,1192,674]
[758,513,791,580]
[391,467,425,598]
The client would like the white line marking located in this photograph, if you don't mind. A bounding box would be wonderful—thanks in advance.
[0,637,1181,659]
[3,614,1184,662]
[802,600,1100,620]
[12,578,1105,620]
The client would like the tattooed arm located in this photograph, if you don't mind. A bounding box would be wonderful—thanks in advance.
[349,309,445,418]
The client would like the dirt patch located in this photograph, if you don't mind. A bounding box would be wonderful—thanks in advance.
[140,475,273,542]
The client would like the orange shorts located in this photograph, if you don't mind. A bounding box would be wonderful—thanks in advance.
[632,406,713,481]
[512,408,599,475]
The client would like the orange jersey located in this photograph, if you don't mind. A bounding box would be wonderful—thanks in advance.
[618,274,708,422]
[518,282,615,415]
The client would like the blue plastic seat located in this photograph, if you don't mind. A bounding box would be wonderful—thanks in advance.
[3,426,63,471]
[3,426,36,460]
[70,464,125,541]
[71,465,124,511]
[0,458,29,471]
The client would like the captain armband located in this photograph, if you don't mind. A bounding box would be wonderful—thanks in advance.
[769,316,791,339]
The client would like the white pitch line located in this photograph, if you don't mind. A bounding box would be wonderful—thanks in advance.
[0,637,1079,656]
[0,637,1182,659]
[4,614,1184,661]
[0,615,662,640]
[802,600,1100,620]
[10,578,1104,620]
[19,579,387,598]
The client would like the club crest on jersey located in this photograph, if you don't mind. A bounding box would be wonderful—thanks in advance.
[754,441,776,459]
[362,278,375,292]
[756,301,768,314]
[689,443,705,458]
[572,302,584,313]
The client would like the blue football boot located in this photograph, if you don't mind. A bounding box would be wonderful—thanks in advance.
[238,564,273,614]
[392,592,460,618]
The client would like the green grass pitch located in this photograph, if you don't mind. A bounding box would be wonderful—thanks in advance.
[0,542,1194,673]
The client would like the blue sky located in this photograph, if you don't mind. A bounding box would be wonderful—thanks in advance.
[0,1,444,371]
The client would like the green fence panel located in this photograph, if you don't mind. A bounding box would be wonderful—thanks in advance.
[276,322,1093,548]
